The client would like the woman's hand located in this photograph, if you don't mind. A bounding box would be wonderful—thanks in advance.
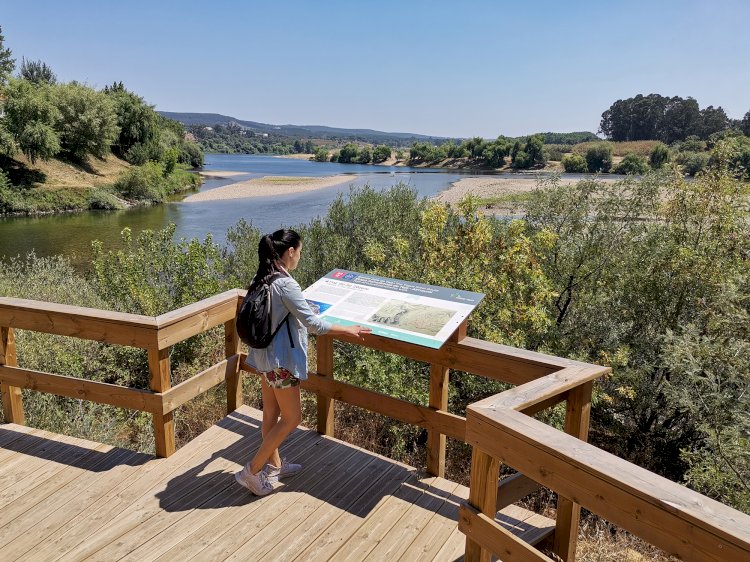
[346,325,372,341]
[328,323,372,341]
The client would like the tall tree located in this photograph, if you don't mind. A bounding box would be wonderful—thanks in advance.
[0,25,14,86]
[52,82,119,161]
[103,83,159,157]
[697,106,730,139]
[660,96,701,143]
[2,78,60,162]
[739,110,750,136]
[600,94,712,143]
[19,57,57,85]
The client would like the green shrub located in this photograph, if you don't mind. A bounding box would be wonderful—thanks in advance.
[481,140,510,168]
[544,144,570,162]
[677,151,709,176]
[372,145,391,163]
[673,136,705,152]
[162,147,179,176]
[0,182,93,214]
[113,161,166,202]
[614,153,649,175]
[511,135,546,169]
[585,143,613,172]
[179,141,204,168]
[313,147,329,162]
[0,169,22,213]
[125,142,151,165]
[164,166,200,195]
[562,153,588,173]
[357,146,372,164]
[338,143,359,163]
[649,143,670,169]
[87,188,124,210]
[444,141,467,158]
[511,150,531,169]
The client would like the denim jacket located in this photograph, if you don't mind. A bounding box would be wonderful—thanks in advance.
[244,275,332,380]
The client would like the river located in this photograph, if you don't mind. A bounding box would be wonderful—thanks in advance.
[0,154,489,268]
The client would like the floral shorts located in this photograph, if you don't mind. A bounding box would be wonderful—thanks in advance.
[261,367,300,389]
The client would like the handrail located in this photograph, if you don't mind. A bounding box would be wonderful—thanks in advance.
[461,363,750,561]
[0,292,244,457]
[464,402,750,562]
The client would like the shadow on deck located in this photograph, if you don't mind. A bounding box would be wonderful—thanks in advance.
[0,405,486,561]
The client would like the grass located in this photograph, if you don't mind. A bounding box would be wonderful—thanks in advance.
[261,176,318,183]
[8,153,131,188]
[573,141,661,157]
[576,518,676,561]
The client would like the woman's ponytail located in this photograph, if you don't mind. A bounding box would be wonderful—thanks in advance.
[249,229,302,289]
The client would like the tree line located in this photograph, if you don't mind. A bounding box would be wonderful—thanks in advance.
[187,122,316,156]
[600,93,750,143]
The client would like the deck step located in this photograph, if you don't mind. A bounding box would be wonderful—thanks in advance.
[496,503,556,546]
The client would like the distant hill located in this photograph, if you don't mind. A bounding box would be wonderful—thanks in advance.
[158,112,448,144]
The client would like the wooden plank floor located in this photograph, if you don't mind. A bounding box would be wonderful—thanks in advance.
[0,405,553,561]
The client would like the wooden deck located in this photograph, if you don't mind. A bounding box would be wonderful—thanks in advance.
[0,405,553,561]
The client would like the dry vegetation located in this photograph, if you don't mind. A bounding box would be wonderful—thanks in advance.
[573,140,661,157]
[8,153,130,189]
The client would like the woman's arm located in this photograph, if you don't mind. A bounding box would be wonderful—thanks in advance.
[280,278,371,340]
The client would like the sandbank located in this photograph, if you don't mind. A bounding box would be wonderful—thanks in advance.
[197,170,249,179]
[435,175,621,206]
[274,154,315,160]
[183,175,355,202]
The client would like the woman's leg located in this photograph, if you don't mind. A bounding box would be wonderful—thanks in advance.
[248,384,301,474]
[260,376,283,468]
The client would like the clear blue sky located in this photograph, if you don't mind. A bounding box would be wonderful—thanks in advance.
[3,0,749,138]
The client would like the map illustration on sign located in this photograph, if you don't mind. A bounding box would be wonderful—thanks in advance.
[302,270,485,348]
[368,300,455,336]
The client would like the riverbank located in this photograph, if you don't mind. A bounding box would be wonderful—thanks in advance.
[0,154,200,216]
[182,174,354,202]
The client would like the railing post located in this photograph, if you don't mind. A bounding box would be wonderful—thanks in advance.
[427,320,466,477]
[149,347,175,457]
[427,363,449,477]
[316,335,334,436]
[1,327,24,425]
[553,380,593,561]
[225,319,242,413]
[465,446,500,562]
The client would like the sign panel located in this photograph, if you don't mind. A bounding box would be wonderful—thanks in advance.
[302,269,485,349]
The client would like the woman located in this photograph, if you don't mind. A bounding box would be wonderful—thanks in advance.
[235,229,370,496]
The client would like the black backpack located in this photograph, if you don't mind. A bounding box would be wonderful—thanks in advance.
[237,272,295,349]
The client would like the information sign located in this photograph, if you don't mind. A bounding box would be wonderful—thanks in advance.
[302,269,485,349]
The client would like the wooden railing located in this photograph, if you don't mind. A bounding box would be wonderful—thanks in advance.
[0,290,243,457]
[1,291,749,561]
[462,386,750,562]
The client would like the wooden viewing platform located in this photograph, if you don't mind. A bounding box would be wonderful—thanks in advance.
[0,405,552,561]
[1,291,749,561]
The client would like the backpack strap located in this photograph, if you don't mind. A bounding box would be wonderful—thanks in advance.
[265,272,295,349]
[269,313,295,349]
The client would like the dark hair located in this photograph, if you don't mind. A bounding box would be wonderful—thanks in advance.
[249,228,301,289]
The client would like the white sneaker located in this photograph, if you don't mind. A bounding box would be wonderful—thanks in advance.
[264,458,302,483]
[234,465,274,496]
